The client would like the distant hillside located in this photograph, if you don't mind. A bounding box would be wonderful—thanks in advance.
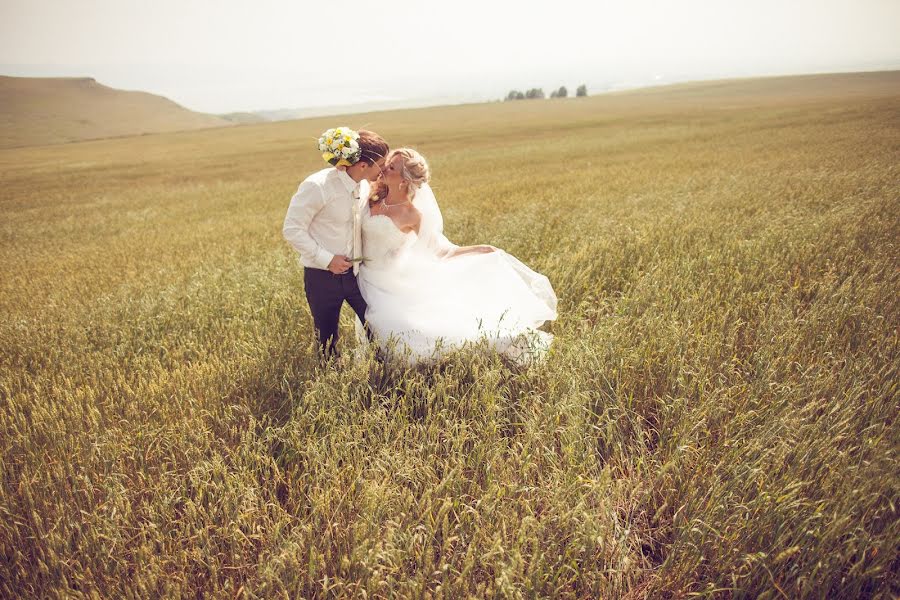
[0,76,232,148]
[598,70,900,108]
[231,71,900,124]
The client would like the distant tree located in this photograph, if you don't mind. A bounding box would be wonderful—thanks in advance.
[506,88,552,100]
[576,84,588,97]
[557,86,568,98]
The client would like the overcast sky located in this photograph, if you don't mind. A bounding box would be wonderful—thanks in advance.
[2,0,899,113]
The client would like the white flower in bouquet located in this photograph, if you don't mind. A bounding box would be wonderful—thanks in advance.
[316,126,362,166]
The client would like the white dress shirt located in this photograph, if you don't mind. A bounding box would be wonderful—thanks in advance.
[283,167,369,274]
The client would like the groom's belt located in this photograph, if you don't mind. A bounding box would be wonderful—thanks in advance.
[304,266,355,277]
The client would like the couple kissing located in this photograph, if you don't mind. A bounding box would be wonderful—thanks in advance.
[283,127,557,366]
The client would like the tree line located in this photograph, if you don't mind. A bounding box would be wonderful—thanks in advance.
[505,84,587,101]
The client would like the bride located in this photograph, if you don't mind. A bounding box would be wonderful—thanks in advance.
[356,148,557,365]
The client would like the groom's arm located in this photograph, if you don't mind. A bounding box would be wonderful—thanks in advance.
[283,181,334,269]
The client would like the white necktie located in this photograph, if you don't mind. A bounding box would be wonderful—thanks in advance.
[351,186,361,274]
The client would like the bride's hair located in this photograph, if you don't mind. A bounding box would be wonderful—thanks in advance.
[369,148,430,204]
[393,148,431,193]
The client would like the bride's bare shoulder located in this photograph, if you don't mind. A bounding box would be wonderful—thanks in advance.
[399,204,422,233]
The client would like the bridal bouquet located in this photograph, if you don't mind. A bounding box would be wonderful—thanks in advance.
[318,127,361,166]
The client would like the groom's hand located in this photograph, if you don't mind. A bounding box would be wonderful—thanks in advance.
[327,255,353,274]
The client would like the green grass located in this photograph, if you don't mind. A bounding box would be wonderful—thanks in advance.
[1,72,898,598]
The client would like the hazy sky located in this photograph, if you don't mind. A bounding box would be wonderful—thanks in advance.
[2,0,899,113]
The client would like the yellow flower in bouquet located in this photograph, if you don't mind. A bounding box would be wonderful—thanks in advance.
[317,127,361,166]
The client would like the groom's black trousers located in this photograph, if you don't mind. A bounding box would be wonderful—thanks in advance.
[304,267,368,358]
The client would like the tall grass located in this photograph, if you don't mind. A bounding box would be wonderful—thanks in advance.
[1,73,898,598]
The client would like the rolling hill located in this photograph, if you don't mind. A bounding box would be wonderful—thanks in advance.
[0,76,232,148]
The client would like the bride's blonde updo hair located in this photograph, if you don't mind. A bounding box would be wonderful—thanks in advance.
[392,148,430,193]
[370,148,430,204]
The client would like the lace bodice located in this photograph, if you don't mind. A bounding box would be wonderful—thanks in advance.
[361,211,416,270]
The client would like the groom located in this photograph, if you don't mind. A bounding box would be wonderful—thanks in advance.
[283,128,389,359]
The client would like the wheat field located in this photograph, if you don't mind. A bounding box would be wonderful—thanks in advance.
[1,72,898,598]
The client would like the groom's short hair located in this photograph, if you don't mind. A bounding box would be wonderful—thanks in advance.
[357,130,389,165]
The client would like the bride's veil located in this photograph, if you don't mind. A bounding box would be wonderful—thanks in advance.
[411,183,456,258]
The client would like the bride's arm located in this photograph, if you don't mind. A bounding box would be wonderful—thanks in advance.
[444,244,494,258]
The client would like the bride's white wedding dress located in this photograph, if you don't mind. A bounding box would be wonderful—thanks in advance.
[356,184,557,365]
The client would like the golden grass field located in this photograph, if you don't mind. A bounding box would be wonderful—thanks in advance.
[1,71,898,598]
